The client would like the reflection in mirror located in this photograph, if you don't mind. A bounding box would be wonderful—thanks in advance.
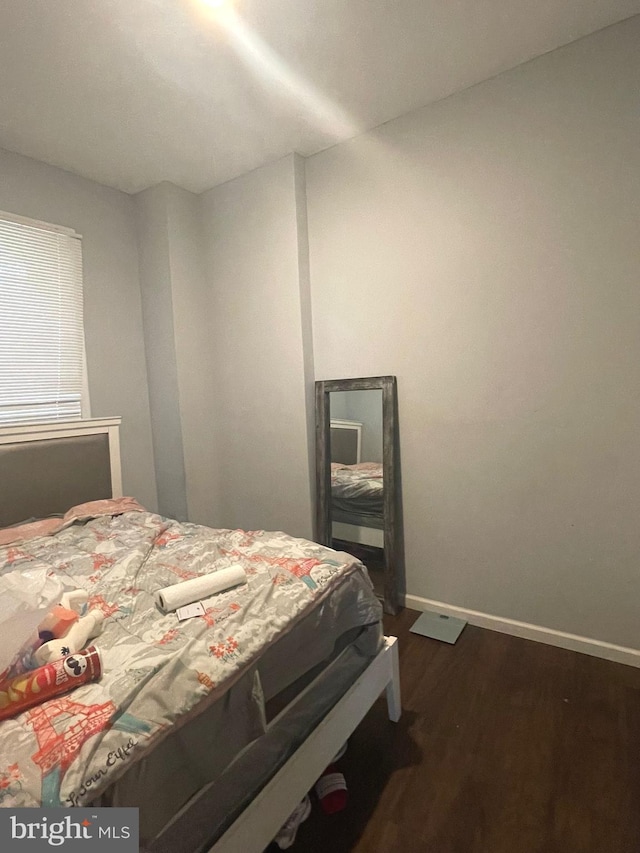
[315,376,403,615]
[329,390,385,599]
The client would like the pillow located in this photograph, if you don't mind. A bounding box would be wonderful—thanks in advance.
[0,497,146,547]
[0,517,63,547]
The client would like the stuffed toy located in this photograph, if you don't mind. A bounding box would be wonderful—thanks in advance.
[33,589,104,667]
[34,609,105,666]
[37,589,89,642]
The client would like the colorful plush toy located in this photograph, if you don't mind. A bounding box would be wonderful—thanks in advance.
[37,589,89,642]
[33,589,104,667]
[34,609,105,666]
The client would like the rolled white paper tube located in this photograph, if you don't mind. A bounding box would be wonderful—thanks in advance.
[155,565,247,612]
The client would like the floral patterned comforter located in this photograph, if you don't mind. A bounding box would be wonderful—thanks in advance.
[0,506,376,809]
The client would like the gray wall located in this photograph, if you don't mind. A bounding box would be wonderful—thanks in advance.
[306,17,640,648]
[200,154,314,538]
[163,184,218,527]
[135,183,188,520]
[135,182,217,525]
[0,147,157,510]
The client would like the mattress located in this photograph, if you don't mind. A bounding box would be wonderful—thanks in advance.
[101,567,382,841]
[0,502,382,843]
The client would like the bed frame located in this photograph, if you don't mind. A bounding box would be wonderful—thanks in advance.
[211,636,400,853]
[0,418,401,852]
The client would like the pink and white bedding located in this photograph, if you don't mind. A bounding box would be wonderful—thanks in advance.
[0,504,375,811]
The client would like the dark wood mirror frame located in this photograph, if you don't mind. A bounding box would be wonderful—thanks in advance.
[315,375,403,615]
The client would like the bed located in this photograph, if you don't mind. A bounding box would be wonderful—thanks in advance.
[0,418,400,853]
[331,462,384,530]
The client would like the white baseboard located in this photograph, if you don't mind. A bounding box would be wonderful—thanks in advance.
[404,593,640,669]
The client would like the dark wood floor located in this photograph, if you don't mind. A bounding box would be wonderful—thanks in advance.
[283,608,640,853]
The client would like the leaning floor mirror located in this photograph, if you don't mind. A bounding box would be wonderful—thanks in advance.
[315,375,404,615]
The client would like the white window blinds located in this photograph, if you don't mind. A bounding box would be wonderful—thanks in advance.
[0,213,87,425]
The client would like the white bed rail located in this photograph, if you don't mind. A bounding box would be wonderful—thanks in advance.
[210,635,400,853]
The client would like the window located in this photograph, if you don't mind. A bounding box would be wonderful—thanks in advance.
[0,211,89,425]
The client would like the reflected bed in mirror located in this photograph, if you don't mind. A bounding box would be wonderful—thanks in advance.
[315,376,403,614]
[329,391,385,551]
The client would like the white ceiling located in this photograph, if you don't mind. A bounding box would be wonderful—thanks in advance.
[0,0,638,194]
